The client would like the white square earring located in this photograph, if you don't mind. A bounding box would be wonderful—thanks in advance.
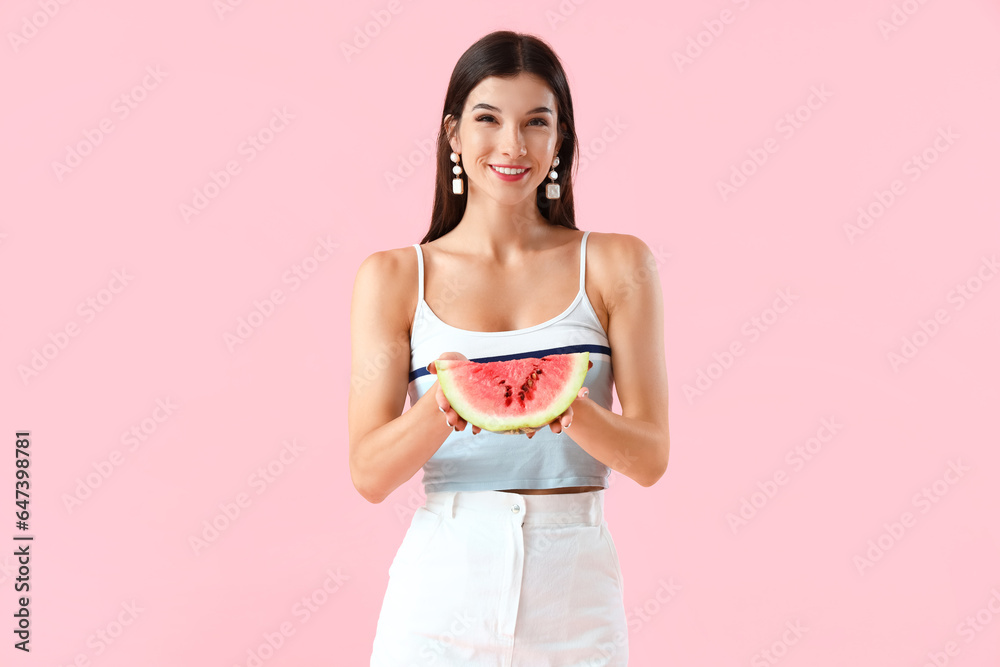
[545,155,561,199]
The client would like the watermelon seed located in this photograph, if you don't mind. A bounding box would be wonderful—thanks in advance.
[499,379,505,384]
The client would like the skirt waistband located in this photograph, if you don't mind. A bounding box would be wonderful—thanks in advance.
[424,489,605,526]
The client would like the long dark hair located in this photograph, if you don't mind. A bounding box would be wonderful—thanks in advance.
[420,31,580,245]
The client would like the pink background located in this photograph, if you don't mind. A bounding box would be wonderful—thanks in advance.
[3,0,999,664]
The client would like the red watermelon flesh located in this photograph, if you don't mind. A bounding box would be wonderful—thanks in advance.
[434,352,590,434]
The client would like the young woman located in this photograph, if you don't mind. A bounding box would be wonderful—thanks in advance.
[349,30,671,666]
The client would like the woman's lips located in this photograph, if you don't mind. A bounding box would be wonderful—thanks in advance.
[489,164,530,181]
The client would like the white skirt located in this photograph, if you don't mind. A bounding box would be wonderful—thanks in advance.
[370,488,628,666]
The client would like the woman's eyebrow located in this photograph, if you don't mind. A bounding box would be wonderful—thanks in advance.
[471,103,554,115]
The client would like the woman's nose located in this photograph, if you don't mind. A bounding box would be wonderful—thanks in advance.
[501,127,526,156]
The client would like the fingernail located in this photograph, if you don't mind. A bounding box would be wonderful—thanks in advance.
[565,422,571,429]
[438,406,446,413]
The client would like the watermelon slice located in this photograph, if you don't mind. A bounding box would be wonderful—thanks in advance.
[434,352,590,434]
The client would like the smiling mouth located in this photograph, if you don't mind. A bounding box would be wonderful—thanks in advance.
[490,165,529,175]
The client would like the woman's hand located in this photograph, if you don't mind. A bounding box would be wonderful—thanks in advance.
[427,352,482,435]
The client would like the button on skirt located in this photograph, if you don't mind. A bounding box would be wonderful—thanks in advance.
[370,489,628,666]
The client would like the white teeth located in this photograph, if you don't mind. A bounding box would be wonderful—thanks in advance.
[491,165,527,175]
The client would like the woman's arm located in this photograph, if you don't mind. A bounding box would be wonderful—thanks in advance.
[348,250,452,504]
[567,234,671,487]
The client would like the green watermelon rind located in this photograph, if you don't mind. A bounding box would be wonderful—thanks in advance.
[435,352,590,434]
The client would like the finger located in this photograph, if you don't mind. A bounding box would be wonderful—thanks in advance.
[445,408,466,430]
[440,406,459,430]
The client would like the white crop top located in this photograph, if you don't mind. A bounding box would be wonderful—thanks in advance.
[406,229,614,494]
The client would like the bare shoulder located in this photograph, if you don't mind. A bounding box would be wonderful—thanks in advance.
[357,244,418,279]
[584,231,658,315]
[353,244,420,336]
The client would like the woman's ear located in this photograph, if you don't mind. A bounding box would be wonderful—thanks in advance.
[554,120,567,158]
[444,114,461,153]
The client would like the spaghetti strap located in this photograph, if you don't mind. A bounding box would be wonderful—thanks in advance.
[412,244,424,302]
[580,230,590,292]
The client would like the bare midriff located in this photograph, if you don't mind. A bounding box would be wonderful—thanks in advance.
[496,486,603,495]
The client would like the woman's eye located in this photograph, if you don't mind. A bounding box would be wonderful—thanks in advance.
[475,115,548,127]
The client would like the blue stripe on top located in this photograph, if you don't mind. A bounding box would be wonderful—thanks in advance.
[408,342,612,382]
[406,230,615,494]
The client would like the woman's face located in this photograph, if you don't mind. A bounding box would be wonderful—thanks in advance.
[448,73,564,206]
